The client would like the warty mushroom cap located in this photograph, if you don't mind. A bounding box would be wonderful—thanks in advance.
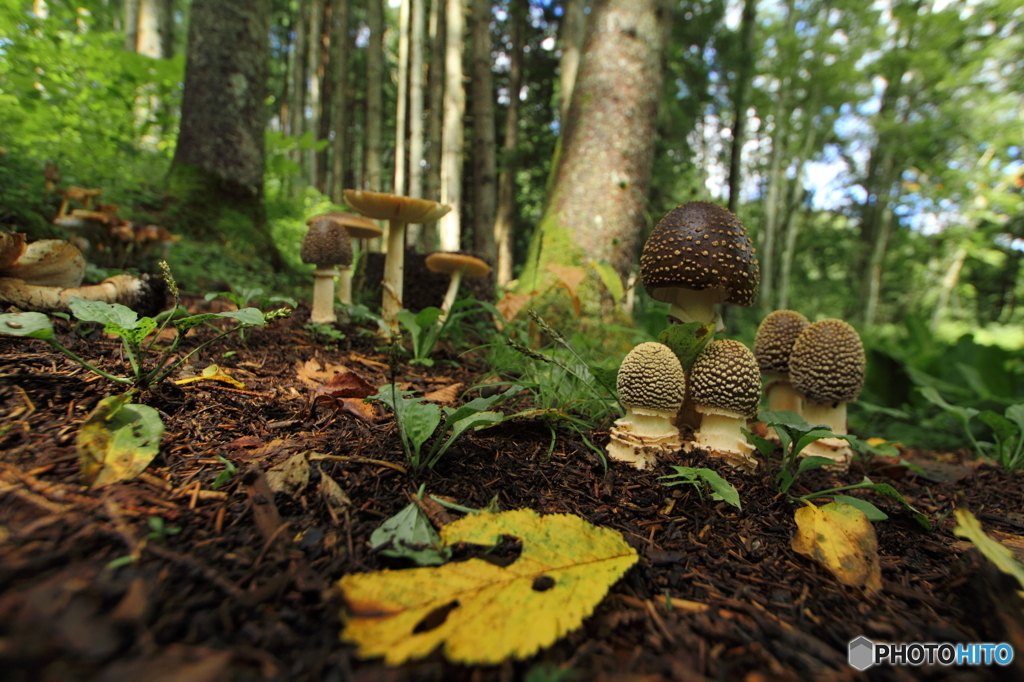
[689,339,761,418]
[342,189,451,224]
[616,342,687,413]
[425,252,491,278]
[639,201,760,307]
[301,217,353,267]
[307,212,383,241]
[754,309,810,375]
[789,319,865,405]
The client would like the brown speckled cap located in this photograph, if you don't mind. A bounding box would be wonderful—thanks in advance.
[789,319,865,405]
[755,310,810,374]
[640,202,760,306]
[425,252,491,278]
[307,212,383,240]
[301,217,353,267]
[689,339,761,418]
[617,342,687,412]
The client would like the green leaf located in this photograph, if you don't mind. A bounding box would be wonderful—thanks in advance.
[68,297,139,329]
[658,466,741,510]
[430,412,505,467]
[173,307,266,332]
[1006,405,1024,435]
[758,410,812,431]
[796,455,834,475]
[77,393,165,489]
[414,306,444,331]
[658,320,716,369]
[793,429,847,457]
[980,411,1019,443]
[443,385,522,425]
[833,495,888,521]
[370,501,451,566]
[591,260,625,302]
[405,400,442,456]
[0,312,55,340]
[919,386,978,426]
[742,428,776,458]
[110,316,156,346]
[854,478,932,530]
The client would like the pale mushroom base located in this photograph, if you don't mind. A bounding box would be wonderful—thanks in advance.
[686,408,759,473]
[800,400,852,471]
[606,408,682,471]
[800,437,853,470]
[764,375,803,443]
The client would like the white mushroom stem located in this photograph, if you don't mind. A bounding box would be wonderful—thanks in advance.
[606,406,682,471]
[689,405,757,472]
[440,265,467,315]
[381,219,406,335]
[336,265,353,306]
[0,275,157,313]
[798,400,853,469]
[310,267,340,325]
[802,400,847,435]
[666,287,726,332]
[765,374,803,413]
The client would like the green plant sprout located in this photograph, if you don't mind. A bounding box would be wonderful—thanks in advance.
[210,454,237,489]
[920,386,1024,470]
[368,384,521,473]
[205,285,297,311]
[745,410,931,529]
[658,466,741,510]
[0,265,286,389]
[305,322,346,345]
[145,516,182,541]
[397,298,500,367]
[370,485,451,566]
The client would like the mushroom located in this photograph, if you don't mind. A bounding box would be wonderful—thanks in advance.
[639,202,759,330]
[788,319,866,468]
[606,342,687,470]
[687,339,761,472]
[56,186,103,217]
[342,190,451,335]
[3,239,86,287]
[424,252,491,315]
[301,216,353,325]
[305,212,383,306]
[754,309,810,416]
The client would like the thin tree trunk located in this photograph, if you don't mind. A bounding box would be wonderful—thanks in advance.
[307,0,324,188]
[330,0,349,202]
[136,0,172,58]
[760,87,788,311]
[420,0,446,251]
[290,2,308,170]
[124,0,139,52]
[863,202,894,327]
[439,0,466,251]
[470,0,495,262]
[726,0,757,214]
[494,5,524,288]
[776,184,806,312]
[317,2,333,194]
[558,0,587,125]
[364,0,383,192]
[405,0,427,246]
[930,243,968,331]
[394,0,411,196]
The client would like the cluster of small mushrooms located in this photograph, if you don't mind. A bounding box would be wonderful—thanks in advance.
[300,190,491,333]
[607,201,865,472]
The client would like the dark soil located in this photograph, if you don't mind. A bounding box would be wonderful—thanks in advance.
[1,299,1023,682]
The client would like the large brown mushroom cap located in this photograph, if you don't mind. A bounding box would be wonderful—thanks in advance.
[617,342,687,413]
[425,252,491,278]
[343,190,450,224]
[301,217,353,267]
[689,339,761,418]
[307,212,383,241]
[640,201,759,307]
[754,309,810,375]
[0,232,27,269]
[789,319,865,405]
[3,240,86,288]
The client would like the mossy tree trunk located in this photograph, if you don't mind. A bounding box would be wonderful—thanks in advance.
[518,0,669,293]
[168,0,284,271]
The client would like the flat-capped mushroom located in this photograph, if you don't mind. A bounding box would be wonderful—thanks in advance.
[687,339,761,472]
[301,216,353,325]
[640,202,759,330]
[424,252,490,315]
[606,342,687,470]
[789,319,865,468]
[306,212,382,306]
[3,239,86,287]
[755,310,810,417]
[343,190,451,335]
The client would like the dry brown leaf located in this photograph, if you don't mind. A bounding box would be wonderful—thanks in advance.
[336,398,378,423]
[321,474,351,512]
[266,452,310,495]
[424,383,463,404]
[547,264,586,297]
[236,437,294,462]
[791,501,881,596]
[495,292,534,324]
[315,369,376,399]
[295,359,348,388]
[223,436,264,450]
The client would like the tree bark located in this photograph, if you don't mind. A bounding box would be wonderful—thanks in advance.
[420,0,446,251]
[439,0,466,251]
[124,0,139,52]
[930,243,968,332]
[558,0,587,125]
[289,2,308,146]
[307,0,325,188]
[364,0,384,192]
[470,0,496,262]
[168,0,283,270]
[494,5,524,288]
[726,0,757,214]
[519,0,670,290]
[137,0,173,58]
[405,0,427,247]
[317,2,333,194]
[394,0,411,197]
[329,0,349,202]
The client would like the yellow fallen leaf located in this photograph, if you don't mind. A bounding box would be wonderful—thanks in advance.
[174,364,245,389]
[791,501,881,596]
[78,392,165,489]
[339,508,638,665]
[953,507,1024,598]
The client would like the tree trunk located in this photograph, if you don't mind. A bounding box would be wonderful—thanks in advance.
[494,5,524,288]
[726,0,757,214]
[405,0,427,246]
[470,0,496,262]
[307,0,325,188]
[759,86,788,311]
[394,0,411,196]
[289,3,308,165]
[329,0,349,202]
[439,0,466,251]
[420,0,446,251]
[137,0,173,58]
[124,0,139,52]
[519,0,669,291]
[364,0,384,192]
[168,0,282,270]
[776,181,807,311]
[863,201,894,327]
[930,243,968,332]
[558,0,587,125]
[317,2,333,194]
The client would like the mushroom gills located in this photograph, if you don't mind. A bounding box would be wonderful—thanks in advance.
[607,407,682,471]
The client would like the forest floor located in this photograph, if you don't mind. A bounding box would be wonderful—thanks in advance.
[1,299,1023,682]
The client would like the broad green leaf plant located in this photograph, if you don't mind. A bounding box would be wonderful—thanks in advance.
[658,466,742,510]
[921,386,1024,471]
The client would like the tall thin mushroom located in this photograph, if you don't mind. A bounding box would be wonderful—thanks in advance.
[342,190,450,335]
[424,252,490,315]
[305,212,383,305]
